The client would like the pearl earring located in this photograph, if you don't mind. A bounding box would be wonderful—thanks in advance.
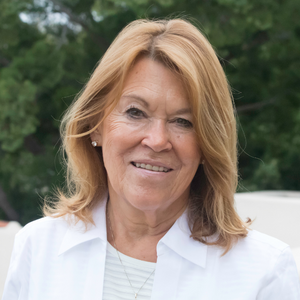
[91,141,98,147]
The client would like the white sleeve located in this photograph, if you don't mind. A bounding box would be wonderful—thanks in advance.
[257,246,300,300]
[2,229,30,300]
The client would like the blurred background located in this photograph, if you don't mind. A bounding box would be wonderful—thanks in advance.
[1,0,300,295]
[1,0,300,225]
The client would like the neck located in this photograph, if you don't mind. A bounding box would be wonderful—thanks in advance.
[106,190,188,262]
[108,198,187,238]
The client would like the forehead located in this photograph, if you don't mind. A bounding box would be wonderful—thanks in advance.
[119,57,191,112]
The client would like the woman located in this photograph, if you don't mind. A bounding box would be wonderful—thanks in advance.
[3,19,300,300]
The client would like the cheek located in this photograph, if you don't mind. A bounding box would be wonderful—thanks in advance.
[175,135,201,167]
[101,118,141,164]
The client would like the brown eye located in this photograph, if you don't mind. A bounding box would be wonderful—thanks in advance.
[126,107,145,118]
[175,118,193,128]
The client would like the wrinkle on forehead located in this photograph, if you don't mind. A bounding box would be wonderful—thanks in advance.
[120,58,190,115]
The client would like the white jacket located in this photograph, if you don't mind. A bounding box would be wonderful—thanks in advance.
[2,198,300,300]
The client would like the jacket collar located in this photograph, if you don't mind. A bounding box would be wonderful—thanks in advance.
[58,195,107,256]
[58,194,207,268]
[159,211,207,268]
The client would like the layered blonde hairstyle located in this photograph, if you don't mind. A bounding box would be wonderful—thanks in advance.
[44,18,249,253]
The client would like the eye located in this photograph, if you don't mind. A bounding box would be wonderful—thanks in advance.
[174,118,193,128]
[125,107,146,119]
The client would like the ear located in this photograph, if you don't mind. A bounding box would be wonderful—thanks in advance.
[90,126,102,147]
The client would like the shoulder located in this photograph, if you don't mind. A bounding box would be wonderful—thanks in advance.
[201,233,300,298]
[210,229,292,273]
[242,229,289,253]
[18,215,68,236]
[215,229,297,283]
[5,216,70,283]
[238,231,300,297]
[224,229,290,263]
[14,216,69,252]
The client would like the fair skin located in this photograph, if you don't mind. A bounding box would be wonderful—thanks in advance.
[91,57,201,262]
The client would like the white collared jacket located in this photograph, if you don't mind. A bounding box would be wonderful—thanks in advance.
[2,198,300,300]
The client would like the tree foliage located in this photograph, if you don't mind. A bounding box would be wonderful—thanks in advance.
[1,0,299,224]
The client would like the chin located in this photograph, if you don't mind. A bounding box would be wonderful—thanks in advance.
[126,192,169,212]
[126,193,164,211]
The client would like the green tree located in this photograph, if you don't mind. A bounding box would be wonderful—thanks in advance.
[1,0,299,224]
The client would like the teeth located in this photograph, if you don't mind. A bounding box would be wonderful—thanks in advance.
[133,162,170,172]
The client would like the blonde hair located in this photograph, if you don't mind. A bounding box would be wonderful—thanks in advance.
[44,18,249,253]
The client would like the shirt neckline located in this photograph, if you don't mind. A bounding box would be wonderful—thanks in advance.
[106,242,156,268]
[58,194,208,268]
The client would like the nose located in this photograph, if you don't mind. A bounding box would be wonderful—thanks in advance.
[141,119,172,152]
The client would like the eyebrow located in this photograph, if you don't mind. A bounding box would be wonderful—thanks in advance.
[121,93,192,115]
[121,94,149,108]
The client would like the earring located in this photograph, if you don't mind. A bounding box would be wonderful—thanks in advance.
[91,141,98,147]
[202,160,205,164]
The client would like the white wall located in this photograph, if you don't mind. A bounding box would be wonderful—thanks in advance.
[235,191,300,276]
[0,221,22,298]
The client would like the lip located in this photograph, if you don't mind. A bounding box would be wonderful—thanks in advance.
[130,159,173,171]
[130,163,173,176]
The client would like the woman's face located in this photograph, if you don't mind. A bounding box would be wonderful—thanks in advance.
[93,57,201,212]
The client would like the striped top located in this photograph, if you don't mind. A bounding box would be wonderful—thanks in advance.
[102,243,156,300]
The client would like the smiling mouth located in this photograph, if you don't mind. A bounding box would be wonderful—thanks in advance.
[131,162,172,173]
